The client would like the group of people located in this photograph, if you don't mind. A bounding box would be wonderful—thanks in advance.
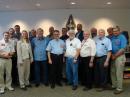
[0,24,128,95]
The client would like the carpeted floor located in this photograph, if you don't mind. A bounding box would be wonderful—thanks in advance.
[0,80,130,97]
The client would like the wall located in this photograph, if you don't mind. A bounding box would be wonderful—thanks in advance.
[0,9,130,39]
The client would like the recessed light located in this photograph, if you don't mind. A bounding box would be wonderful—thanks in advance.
[107,2,112,5]
[36,3,40,7]
[70,2,76,5]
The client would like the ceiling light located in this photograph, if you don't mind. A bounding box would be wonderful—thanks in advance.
[70,2,76,5]
[36,3,40,7]
[107,2,112,5]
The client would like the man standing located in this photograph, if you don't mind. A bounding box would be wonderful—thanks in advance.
[111,27,127,94]
[90,27,97,38]
[14,25,21,40]
[46,30,65,89]
[75,24,84,41]
[60,28,69,41]
[0,32,15,94]
[31,28,49,87]
[94,29,112,91]
[65,30,81,90]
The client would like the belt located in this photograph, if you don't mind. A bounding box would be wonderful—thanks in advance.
[96,55,106,59]
[51,53,63,56]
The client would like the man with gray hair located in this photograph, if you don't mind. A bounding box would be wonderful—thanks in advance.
[94,29,112,91]
[65,30,81,90]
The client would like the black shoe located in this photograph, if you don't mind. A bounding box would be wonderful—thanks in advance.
[35,84,40,87]
[44,83,49,87]
[26,84,32,88]
[83,87,92,91]
[50,84,55,89]
[72,86,78,90]
[57,83,63,87]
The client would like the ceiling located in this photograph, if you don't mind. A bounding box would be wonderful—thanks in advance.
[0,0,130,11]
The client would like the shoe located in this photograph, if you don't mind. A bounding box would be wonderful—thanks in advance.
[0,88,5,94]
[96,88,104,92]
[26,84,32,88]
[83,87,92,91]
[6,87,14,91]
[20,85,27,91]
[44,83,49,87]
[114,89,123,94]
[57,83,63,87]
[50,84,55,89]
[35,84,40,87]
[72,86,78,90]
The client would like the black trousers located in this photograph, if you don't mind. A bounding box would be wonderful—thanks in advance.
[94,56,108,88]
[80,57,93,88]
[50,53,63,85]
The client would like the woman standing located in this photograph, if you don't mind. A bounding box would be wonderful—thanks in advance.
[17,30,33,90]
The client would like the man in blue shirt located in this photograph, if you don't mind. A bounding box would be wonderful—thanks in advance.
[46,30,65,89]
[31,28,48,87]
[94,29,112,91]
[111,27,127,94]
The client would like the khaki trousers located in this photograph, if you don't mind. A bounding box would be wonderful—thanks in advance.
[0,58,12,89]
[111,54,126,90]
[18,59,30,87]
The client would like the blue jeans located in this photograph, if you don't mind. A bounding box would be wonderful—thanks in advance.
[34,61,48,84]
[66,57,78,86]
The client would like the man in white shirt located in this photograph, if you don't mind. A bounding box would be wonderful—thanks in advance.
[0,32,15,94]
[65,30,81,90]
[80,31,96,91]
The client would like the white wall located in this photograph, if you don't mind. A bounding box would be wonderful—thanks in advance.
[0,9,130,39]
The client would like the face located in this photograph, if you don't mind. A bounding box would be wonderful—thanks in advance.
[77,24,82,31]
[49,27,54,35]
[53,31,60,39]
[83,32,90,40]
[113,29,120,36]
[15,25,20,32]
[98,30,105,38]
[107,27,113,36]
[9,28,15,38]
[31,29,36,37]
[68,32,75,39]
[62,28,67,36]
[4,33,10,41]
[22,31,28,39]
[36,29,43,38]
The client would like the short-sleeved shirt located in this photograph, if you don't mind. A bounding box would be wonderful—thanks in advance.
[0,39,15,53]
[31,37,48,61]
[111,34,127,54]
[94,36,112,57]
[65,38,81,57]
[46,39,65,55]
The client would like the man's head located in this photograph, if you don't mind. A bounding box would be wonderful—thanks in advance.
[77,24,82,31]
[9,28,15,38]
[62,28,67,36]
[14,25,20,33]
[53,30,60,40]
[3,31,10,42]
[68,30,75,40]
[83,31,90,40]
[49,26,54,35]
[90,27,97,38]
[107,27,113,36]
[113,27,120,36]
[36,28,44,38]
[98,29,105,38]
[30,29,36,37]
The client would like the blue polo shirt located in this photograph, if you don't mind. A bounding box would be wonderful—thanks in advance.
[94,36,112,57]
[46,39,65,54]
[31,37,48,61]
[111,34,127,54]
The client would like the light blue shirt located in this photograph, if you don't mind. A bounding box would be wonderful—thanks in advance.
[31,37,48,61]
[94,36,112,57]
[46,39,65,54]
[111,34,127,54]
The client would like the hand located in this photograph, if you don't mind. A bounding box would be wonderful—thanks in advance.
[104,61,109,68]
[73,59,77,64]
[111,55,116,60]
[89,62,93,68]
[48,59,52,64]
[2,53,11,59]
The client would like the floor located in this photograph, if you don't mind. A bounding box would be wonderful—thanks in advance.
[0,80,130,97]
